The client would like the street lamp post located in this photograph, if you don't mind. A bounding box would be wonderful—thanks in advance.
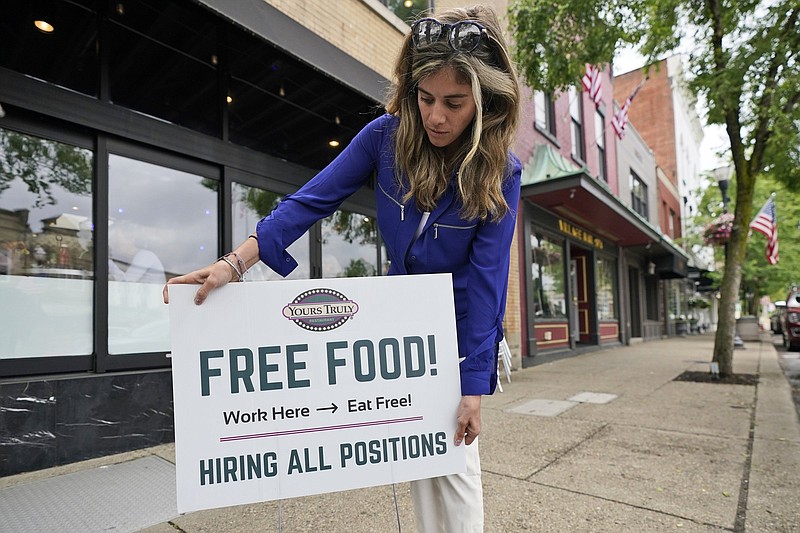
[712,166,732,214]
[712,166,745,348]
[712,166,733,261]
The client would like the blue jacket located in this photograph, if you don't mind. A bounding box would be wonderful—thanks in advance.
[255,114,522,395]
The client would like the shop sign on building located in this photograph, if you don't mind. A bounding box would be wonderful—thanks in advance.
[557,218,605,249]
[168,275,464,513]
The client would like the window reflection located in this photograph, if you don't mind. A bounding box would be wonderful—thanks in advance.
[531,233,566,318]
[231,182,309,280]
[108,155,217,354]
[380,242,390,276]
[322,209,379,278]
[0,128,94,358]
[596,256,617,320]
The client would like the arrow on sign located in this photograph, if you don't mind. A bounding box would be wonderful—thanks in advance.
[316,403,338,414]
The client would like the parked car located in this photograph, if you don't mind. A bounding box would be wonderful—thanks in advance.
[782,288,800,351]
[771,301,785,334]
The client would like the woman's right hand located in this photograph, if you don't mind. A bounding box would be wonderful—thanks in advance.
[162,260,235,305]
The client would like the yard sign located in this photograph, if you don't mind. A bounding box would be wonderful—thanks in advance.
[168,274,465,513]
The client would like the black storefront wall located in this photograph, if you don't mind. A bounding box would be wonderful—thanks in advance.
[0,0,389,476]
[0,372,174,476]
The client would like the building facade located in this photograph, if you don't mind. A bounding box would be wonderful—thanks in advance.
[614,56,705,336]
[512,64,690,365]
[0,0,405,476]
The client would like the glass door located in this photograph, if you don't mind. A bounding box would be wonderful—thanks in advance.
[569,259,579,344]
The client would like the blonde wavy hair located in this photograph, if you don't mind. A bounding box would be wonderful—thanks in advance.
[385,5,521,222]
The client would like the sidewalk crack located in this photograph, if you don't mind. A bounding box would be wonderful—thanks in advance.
[524,481,734,532]
[526,423,609,479]
[733,343,762,533]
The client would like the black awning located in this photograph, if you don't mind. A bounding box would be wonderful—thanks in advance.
[628,240,690,279]
[653,249,689,278]
[193,0,389,103]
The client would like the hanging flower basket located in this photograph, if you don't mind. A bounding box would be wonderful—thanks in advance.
[703,213,734,246]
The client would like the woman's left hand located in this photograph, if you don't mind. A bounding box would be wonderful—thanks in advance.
[454,394,482,446]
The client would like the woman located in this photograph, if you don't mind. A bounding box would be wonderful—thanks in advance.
[165,5,521,531]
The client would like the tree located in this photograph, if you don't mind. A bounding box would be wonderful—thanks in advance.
[687,173,800,311]
[0,130,92,207]
[341,258,377,278]
[324,210,378,246]
[509,0,800,376]
[383,0,430,22]
[739,178,799,307]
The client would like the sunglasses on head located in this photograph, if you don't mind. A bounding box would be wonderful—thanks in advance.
[411,18,486,53]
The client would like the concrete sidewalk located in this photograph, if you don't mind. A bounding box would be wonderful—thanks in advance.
[2,335,799,532]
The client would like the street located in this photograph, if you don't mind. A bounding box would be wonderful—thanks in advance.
[774,334,800,420]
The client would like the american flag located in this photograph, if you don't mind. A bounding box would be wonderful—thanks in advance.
[611,77,646,139]
[749,196,779,264]
[582,64,602,107]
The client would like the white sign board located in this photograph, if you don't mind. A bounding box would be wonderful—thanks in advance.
[168,274,465,514]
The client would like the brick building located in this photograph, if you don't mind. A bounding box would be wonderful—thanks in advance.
[614,56,705,335]
[614,56,704,239]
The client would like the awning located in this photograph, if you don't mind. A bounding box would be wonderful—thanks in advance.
[685,248,716,289]
[635,242,689,278]
[193,0,388,103]
[521,145,689,277]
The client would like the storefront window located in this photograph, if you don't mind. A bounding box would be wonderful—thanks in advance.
[531,234,566,318]
[108,155,217,354]
[231,182,309,280]
[380,243,391,276]
[322,210,379,278]
[666,278,688,334]
[0,128,94,358]
[596,256,618,320]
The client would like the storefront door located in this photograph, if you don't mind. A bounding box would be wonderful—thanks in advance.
[569,259,580,344]
[629,266,642,338]
[570,247,596,345]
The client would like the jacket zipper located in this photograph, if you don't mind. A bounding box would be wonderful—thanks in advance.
[378,182,405,221]
[433,222,477,239]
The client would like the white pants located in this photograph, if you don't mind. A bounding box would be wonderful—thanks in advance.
[410,439,483,533]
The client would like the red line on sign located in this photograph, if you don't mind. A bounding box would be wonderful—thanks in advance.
[219,415,424,442]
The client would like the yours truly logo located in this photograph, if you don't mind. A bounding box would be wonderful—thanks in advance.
[282,288,359,331]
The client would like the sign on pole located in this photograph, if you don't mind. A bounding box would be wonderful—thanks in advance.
[168,274,465,514]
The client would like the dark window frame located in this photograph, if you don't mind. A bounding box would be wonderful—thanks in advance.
[595,109,607,182]
[533,90,558,144]
[630,171,649,219]
[569,88,585,163]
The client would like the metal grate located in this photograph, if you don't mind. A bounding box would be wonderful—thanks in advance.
[0,455,177,533]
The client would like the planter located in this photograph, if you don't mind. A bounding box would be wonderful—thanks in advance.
[703,213,734,246]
